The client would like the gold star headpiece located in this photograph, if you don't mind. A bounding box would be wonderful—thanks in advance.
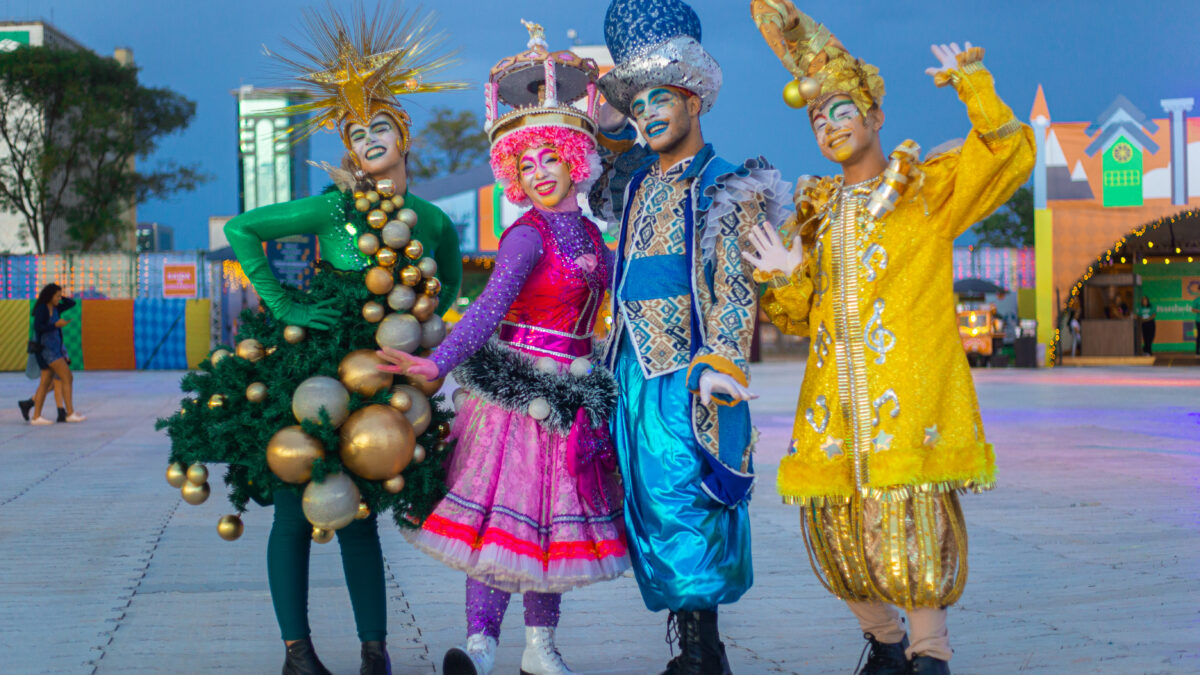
[751,0,884,116]
[268,2,467,152]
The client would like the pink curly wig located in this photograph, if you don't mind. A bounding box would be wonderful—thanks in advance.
[490,125,601,206]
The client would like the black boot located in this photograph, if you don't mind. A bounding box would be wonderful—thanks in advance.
[855,632,909,675]
[909,655,950,674]
[282,638,333,675]
[360,640,391,675]
[18,399,32,421]
[660,611,687,675]
[670,610,730,675]
[57,407,67,423]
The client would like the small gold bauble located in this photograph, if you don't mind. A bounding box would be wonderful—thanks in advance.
[283,325,307,344]
[354,197,370,212]
[312,527,335,544]
[379,199,395,214]
[422,277,442,297]
[376,247,398,267]
[354,190,366,199]
[355,502,371,520]
[798,76,822,100]
[217,514,244,541]
[412,444,427,464]
[208,394,226,409]
[357,232,381,256]
[375,179,396,198]
[399,266,422,287]
[166,462,187,488]
[236,338,265,362]
[186,463,209,486]
[362,301,385,323]
[245,382,267,403]
[210,348,232,366]
[392,384,431,435]
[391,195,404,209]
[267,425,326,483]
[388,387,413,412]
[782,80,807,109]
[404,77,419,91]
[383,475,405,494]
[404,240,424,260]
[436,421,451,439]
[417,257,438,278]
[408,373,444,397]
[411,295,437,322]
[338,349,394,397]
[181,481,211,505]
[366,190,380,204]
[367,209,388,229]
[340,404,416,480]
[365,266,395,295]
[397,208,418,227]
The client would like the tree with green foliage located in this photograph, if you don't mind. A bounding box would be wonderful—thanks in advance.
[0,46,209,253]
[972,185,1034,248]
[408,106,489,180]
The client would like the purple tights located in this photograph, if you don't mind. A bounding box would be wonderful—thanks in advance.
[465,576,561,640]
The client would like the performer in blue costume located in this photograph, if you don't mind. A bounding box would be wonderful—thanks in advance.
[589,1,790,672]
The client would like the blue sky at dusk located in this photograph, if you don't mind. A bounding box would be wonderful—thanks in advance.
[15,0,1200,250]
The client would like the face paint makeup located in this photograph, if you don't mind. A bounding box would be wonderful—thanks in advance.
[517,146,575,209]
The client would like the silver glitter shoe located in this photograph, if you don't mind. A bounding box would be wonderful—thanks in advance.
[520,626,575,675]
[443,633,496,675]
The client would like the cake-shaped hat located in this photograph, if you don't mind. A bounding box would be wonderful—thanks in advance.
[485,20,600,146]
[597,0,722,117]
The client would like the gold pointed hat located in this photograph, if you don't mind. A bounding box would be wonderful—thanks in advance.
[268,2,467,152]
[751,0,884,115]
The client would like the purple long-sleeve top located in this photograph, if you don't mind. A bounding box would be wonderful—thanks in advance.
[430,208,614,378]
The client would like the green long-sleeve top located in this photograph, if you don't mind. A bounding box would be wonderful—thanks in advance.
[224,188,462,322]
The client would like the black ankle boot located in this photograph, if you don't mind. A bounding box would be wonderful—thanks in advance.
[855,632,909,675]
[660,611,687,675]
[18,399,32,421]
[57,407,67,423]
[282,638,333,675]
[360,640,391,675]
[668,610,730,675]
[909,655,950,674]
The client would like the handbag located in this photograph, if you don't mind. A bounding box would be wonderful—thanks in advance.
[26,340,42,354]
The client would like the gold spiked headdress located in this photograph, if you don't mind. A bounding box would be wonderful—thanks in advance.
[268,2,467,153]
[751,0,884,116]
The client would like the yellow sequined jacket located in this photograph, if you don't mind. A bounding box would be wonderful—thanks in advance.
[761,61,1034,504]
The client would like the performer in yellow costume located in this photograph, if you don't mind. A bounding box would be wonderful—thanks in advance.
[746,3,1034,673]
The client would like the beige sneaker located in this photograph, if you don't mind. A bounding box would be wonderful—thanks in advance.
[66,412,86,423]
[30,417,53,426]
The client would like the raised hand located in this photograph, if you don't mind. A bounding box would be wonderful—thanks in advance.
[925,42,971,79]
[276,298,341,330]
[376,346,438,379]
[742,220,803,275]
[596,102,628,133]
[699,370,758,406]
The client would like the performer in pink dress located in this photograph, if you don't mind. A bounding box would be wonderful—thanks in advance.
[377,22,627,675]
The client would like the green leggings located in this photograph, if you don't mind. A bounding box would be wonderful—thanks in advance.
[267,490,387,642]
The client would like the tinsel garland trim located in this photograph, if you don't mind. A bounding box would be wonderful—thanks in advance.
[451,340,616,436]
[781,477,996,508]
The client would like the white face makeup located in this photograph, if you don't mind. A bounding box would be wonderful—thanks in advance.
[517,145,575,209]
[347,113,405,177]
[810,95,878,164]
[630,86,694,154]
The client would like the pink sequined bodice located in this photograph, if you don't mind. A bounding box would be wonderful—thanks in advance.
[499,210,609,364]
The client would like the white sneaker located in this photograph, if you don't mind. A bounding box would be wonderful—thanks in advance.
[66,412,86,423]
[30,417,53,426]
[521,626,575,675]
[443,633,496,675]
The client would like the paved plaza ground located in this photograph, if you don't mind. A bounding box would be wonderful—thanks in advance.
[0,364,1197,674]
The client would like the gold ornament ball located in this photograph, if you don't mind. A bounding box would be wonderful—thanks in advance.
[782,80,807,109]
[799,76,822,100]
[399,265,422,287]
[422,277,442,298]
[366,190,380,204]
[354,197,370,212]
[436,421,451,439]
[392,384,431,435]
[387,285,417,312]
[340,404,416,480]
[375,178,396,198]
[292,375,351,427]
[186,463,209,486]
[355,502,371,520]
[383,475,405,494]
[283,325,307,344]
[246,382,268,403]
[397,208,418,227]
[375,312,422,353]
[166,462,187,488]
[408,372,444,397]
[362,301,385,323]
[236,338,265,362]
[404,240,424,260]
[412,444,427,464]
[208,394,226,409]
[417,257,438,278]
[388,386,413,412]
[354,190,366,200]
[379,199,395,214]
[210,348,232,366]
[357,232,381,256]
[381,221,411,249]
[217,514,244,541]
[302,472,361,530]
[365,266,395,295]
[181,481,211,505]
[390,195,404,209]
[420,315,446,350]
[376,247,398,267]
[312,527,335,544]
[367,209,388,229]
[338,349,394,397]
[411,295,437,322]
[267,425,326,484]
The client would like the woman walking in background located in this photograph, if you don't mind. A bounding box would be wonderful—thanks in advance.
[27,283,84,425]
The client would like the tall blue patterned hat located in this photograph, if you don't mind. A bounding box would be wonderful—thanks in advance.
[598,0,722,117]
